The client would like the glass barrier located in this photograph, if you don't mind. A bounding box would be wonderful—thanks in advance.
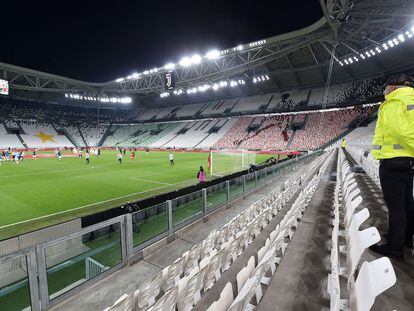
[245,172,256,191]
[132,203,168,247]
[257,170,266,186]
[45,223,122,300]
[229,177,243,200]
[0,254,31,311]
[206,182,227,212]
[172,191,203,227]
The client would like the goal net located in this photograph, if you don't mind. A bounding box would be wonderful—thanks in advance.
[210,149,256,177]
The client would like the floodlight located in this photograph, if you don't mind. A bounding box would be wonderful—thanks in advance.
[398,34,405,42]
[164,63,176,70]
[191,54,202,64]
[132,73,139,78]
[411,26,414,33]
[115,78,124,82]
[237,45,243,50]
[179,56,192,67]
[206,50,220,60]
[253,78,257,83]
[127,75,132,79]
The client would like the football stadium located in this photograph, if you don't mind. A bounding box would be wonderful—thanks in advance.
[1,1,414,310]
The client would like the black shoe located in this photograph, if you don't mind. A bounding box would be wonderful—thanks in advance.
[382,234,413,249]
[369,243,404,258]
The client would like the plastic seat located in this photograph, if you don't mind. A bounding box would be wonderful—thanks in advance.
[202,248,225,291]
[104,293,133,311]
[176,266,206,311]
[228,275,260,311]
[346,227,380,289]
[344,195,363,229]
[147,286,179,311]
[350,257,396,311]
[162,257,185,292]
[183,244,201,275]
[206,282,234,311]
[236,256,255,292]
[134,271,162,310]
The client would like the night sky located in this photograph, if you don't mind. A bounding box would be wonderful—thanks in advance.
[2,0,322,82]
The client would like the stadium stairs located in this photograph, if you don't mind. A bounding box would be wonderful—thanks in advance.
[16,132,28,148]
[54,124,79,147]
[285,130,296,149]
[98,124,112,147]
[77,125,88,146]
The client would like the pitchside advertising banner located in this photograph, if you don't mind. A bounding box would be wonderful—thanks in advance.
[0,79,9,95]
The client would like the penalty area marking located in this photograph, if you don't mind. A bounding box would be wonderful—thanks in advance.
[0,178,196,229]
[130,177,172,186]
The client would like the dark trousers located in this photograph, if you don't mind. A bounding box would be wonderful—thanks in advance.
[379,158,414,251]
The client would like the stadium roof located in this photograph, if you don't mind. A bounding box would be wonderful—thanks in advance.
[1,0,414,107]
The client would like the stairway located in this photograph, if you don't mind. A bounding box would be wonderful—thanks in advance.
[97,124,112,147]
[77,126,88,147]
[16,133,28,148]
[285,131,296,149]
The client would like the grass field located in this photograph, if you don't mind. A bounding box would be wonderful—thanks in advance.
[0,150,274,239]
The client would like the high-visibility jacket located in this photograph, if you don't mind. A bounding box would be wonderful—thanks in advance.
[372,87,414,159]
[341,139,347,148]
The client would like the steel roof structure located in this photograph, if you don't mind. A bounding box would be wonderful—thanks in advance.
[1,0,414,107]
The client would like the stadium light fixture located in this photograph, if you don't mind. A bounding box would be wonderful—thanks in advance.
[115,78,124,82]
[398,34,405,42]
[164,63,176,70]
[132,73,140,78]
[206,50,220,60]
[179,56,192,67]
[191,54,202,64]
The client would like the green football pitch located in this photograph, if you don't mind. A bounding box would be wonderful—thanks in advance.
[0,150,275,239]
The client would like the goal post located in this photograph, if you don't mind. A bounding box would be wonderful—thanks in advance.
[210,149,256,177]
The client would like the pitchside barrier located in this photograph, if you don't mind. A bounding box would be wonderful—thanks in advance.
[0,152,320,311]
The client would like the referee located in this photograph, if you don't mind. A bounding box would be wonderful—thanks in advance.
[370,73,414,258]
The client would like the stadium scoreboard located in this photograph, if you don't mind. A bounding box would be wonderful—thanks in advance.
[0,79,9,95]
[164,71,175,90]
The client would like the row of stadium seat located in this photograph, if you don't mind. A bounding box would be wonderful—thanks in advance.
[103,152,331,310]
[1,105,375,150]
[327,148,396,310]
[207,151,334,311]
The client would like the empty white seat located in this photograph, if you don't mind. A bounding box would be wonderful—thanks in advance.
[350,257,396,311]
[202,248,225,291]
[229,275,260,311]
[134,271,162,310]
[222,236,238,271]
[176,266,206,311]
[162,257,185,292]
[346,227,380,289]
[147,287,179,311]
[346,208,370,247]
[183,244,201,275]
[104,293,133,311]
[344,196,363,229]
[236,256,255,293]
[206,282,234,311]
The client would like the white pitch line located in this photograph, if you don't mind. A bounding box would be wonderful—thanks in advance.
[130,177,172,186]
[0,178,197,229]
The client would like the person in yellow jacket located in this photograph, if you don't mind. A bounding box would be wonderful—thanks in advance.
[341,138,346,150]
[369,73,414,258]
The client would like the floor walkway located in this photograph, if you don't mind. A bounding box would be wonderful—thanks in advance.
[257,151,414,311]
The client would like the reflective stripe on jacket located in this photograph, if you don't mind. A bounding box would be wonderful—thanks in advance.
[372,87,414,159]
